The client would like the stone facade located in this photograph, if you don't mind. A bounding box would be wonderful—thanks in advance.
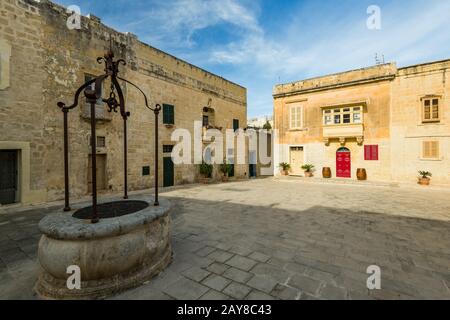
[273,59,450,185]
[0,0,247,206]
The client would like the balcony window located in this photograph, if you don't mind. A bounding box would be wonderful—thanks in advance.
[343,114,351,124]
[323,106,363,126]
[334,115,341,124]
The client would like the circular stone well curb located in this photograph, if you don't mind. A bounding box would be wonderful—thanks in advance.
[34,196,173,300]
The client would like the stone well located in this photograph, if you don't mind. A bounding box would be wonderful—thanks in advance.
[35,196,172,299]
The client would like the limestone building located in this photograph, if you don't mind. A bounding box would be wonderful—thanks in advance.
[273,59,450,185]
[0,0,247,206]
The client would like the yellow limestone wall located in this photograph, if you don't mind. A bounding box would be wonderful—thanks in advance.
[274,60,450,185]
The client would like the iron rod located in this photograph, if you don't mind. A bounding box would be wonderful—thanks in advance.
[90,102,99,223]
[154,109,159,206]
[63,109,71,212]
[123,118,128,199]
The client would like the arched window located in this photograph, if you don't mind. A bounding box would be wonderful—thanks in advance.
[337,147,350,153]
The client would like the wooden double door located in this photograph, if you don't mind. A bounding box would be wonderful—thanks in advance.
[336,148,351,178]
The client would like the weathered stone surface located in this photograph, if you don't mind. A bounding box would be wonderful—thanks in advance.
[0,0,248,207]
[35,195,173,299]
[1,179,450,300]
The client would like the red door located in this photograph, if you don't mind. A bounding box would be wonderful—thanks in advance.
[336,150,351,178]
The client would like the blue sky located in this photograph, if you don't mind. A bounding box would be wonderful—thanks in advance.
[55,0,450,117]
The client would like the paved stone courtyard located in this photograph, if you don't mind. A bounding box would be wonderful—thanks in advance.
[1,178,449,300]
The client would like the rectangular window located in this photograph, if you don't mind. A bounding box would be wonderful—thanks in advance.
[343,114,351,124]
[422,141,440,159]
[233,119,240,131]
[163,145,174,153]
[97,136,106,148]
[290,105,302,129]
[364,145,379,160]
[163,104,175,125]
[142,166,150,176]
[334,114,341,124]
[90,136,106,147]
[203,115,209,127]
[85,74,103,105]
[422,98,440,123]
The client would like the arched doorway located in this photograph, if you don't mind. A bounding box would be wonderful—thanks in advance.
[336,147,351,178]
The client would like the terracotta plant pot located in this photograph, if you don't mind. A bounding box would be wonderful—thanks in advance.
[357,168,367,181]
[322,167,331,179]
[304,171,313,178]
[281,170,289,176]
[221,175,229,182]
[418,177,430,185]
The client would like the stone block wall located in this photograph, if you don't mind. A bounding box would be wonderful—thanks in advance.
[0,0,248,205]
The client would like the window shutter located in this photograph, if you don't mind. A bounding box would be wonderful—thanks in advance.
[290,106,302,128]
[163,104,174,124]
[423,141,439,159]
[365,145,378,160]
[364,145,371,160]
[371,145,378,160]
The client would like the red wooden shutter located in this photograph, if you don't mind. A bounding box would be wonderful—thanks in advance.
[364,145,371,160]
[365,145,379,160]
[371,145,378,160]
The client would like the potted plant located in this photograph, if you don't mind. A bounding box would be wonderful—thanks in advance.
[279,162,291,176]
[418,171,432,185]
[301,164,315,177]
[199,162,213,184]
[219,161,233,182]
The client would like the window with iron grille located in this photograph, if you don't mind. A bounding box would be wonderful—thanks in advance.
[163,104,175,125]
[97,136,106,148]
[90,136,106,147]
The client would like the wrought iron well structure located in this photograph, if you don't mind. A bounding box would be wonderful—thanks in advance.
[57,46,161,224]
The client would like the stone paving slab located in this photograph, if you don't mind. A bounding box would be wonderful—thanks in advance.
[1,178,450,300]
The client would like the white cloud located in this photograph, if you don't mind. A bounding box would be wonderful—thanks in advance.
[212,0,450,80]
[126,0,260,48]
[120,0,450,117]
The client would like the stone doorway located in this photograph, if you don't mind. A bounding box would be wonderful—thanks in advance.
[336,147,351,178]
[290,146,304,175]
[88,154,107,192]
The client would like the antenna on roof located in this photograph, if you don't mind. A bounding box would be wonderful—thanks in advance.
[374,53,385,65]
